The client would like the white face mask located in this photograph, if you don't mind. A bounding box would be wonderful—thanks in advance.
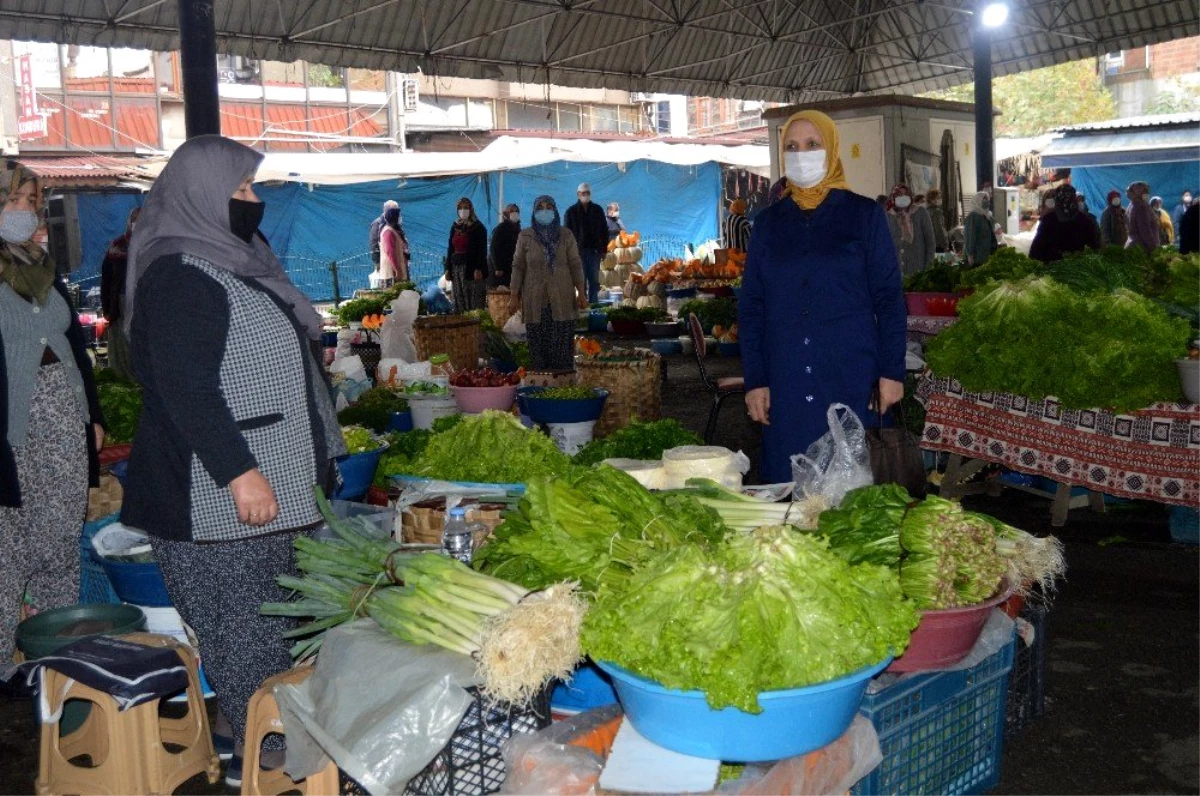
[1044,198,1056,211]
[507,212,520,223]
[1111,197,1122,207]
[0,209,39,244]
[784,150,827,188]
[609,211,619,219]
[458,208,470,220]
[1184,195,1193,205]
[893,195,912,210]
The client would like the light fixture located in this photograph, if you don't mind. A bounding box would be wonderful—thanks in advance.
[981,2,1009,28]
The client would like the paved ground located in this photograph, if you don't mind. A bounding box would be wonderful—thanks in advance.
[2,343,1197,795]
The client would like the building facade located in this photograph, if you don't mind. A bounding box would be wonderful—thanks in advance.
[1104,36,1200,117]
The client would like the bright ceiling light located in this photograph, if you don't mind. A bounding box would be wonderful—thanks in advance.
[981,2,1009,27]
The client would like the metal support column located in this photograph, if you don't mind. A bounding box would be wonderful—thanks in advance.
[178,0,221,137]
[973,24,995,193]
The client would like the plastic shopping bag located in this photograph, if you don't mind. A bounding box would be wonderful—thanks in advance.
[790,403,873,508]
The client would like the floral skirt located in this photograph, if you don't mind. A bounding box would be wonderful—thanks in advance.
[526,305,575,371]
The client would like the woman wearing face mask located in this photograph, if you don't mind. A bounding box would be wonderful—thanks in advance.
[1029,184,1102,264]
[446,197,488,313]
[740,110,906,484]
[120,135,344,786]
[377,203,408,286]
[606,202,625,244]
[885,184,936,276]
[1099,190,1129,248]
[508,196,587,372]
[0,165,106,665]
[99,206,141,380]
[489,204,520,288]
[962,191,996,268]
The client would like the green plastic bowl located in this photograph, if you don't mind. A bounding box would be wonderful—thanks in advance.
[16,604,146,660]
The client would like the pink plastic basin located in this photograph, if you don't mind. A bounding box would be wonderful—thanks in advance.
[888,579,1015,673]
[453,384,518,414]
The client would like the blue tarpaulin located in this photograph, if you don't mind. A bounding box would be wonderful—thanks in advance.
[70,160,721,301]
[1069,162,1199,228]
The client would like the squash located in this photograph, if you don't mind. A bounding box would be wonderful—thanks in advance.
[646,281,668,298]
[623,277,647,300]
[602,252,618,269]
[614,246,643,265]
[621,298,638,308]
[712,324,726,340]
[577,337,603,357]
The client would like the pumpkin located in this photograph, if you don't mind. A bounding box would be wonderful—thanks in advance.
[712,324,726,339]
[623,277,647,300]
[618,230,641,248]
[602,252,618,269]
[577,337,603,357]
[637,295,665,311]
[621,298,638,308]
[647,281,668,298]
[615,246,643,265]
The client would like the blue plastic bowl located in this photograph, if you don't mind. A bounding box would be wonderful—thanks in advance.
[389,411,414,433]
[321,330,340,347]
[718,342,741,358]
[516,387,609,425]
[597,656,891,761]
[651,339,683,356]
[588,310,610,333]
[97,557,173,607]
[552,661,619,712]
[334,443,388,501]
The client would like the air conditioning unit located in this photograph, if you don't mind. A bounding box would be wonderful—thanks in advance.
[629,92,655,103]
[402,78,420,112]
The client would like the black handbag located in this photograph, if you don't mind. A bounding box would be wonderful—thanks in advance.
[866,392,928,498]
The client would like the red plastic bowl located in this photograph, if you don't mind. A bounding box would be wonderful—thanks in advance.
[98,443,133,468]
[453,384,518,414]
[904,292,959,316]
[888,579,1015,672]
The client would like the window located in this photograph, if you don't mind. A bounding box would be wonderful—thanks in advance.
[61,45,111,93]
[402,78,420,112]
[13,41,61,90]
[506,101,553,131]
[65,95,115,149]
[114,97,161,149]
[655,100,671,134]
[591,105,618,133]
[306,63,347,104]
[349,69,388,106]
[261,60,305,101]
[618,106,640,134]
[558,103,583,132]
[217,54,263,99]
[109,49,156,94]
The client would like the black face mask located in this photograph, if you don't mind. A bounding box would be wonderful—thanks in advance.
[229,198,265,243]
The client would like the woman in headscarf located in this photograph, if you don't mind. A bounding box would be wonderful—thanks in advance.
[446,197,488,313]
[99,206,141,379]
[1099,189,1129,247]
[377,203,408,286]
[926,188,948,253]
[963,191,996,268]
[739,111,906,483]
[489,203,520,288]
[120,135,344,787]
[724,198,752,252]
[606,202,626,244]
[1029,184,1102,264]
[508,195,586,371]
[1150,196,1174,246]
[0,164,106,665]
[886,183,936,276]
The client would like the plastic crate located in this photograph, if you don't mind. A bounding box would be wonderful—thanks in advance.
[853,636,1015,796]
[1006,604,1047,736]
[79,514,121,605]
[339,686,551,796]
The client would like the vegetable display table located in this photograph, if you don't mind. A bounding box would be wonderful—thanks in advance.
[917,374,1200,526]
[905,315,957,343]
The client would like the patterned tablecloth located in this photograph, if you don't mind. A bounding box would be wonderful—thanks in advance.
[906,315,958,342]
[917,374,1200,506]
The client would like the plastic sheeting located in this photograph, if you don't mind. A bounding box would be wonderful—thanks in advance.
[70,160,720,301]
[1069,162,1198,228]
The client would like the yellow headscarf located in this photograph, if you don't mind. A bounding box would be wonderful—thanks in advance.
[778,110,849,210]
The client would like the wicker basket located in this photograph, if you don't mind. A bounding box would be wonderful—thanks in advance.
[86,474,123,522]
[522,370,579,388]
[400,500,506,549]
[487,289,516,332]
[576,349,661,437]
[413,315,481,372]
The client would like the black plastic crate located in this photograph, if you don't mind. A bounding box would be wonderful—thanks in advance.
[853,636,1015,796]
[340,686,551,796]
[1006,603,1047,736]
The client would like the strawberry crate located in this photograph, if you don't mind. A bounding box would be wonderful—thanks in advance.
[853,634,1015,796]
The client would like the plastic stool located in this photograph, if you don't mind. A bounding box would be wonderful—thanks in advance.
[242,667,338,796]
[35,632,220,795]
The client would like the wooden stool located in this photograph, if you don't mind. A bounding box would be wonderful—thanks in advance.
[242,667,338,796]
[35,632,220,796]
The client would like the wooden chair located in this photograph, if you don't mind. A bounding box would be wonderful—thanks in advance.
[35,632,220,796]
[242,667,338,796]
[688,313,745,444]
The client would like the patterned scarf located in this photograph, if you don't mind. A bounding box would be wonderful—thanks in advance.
[531,194,561,272]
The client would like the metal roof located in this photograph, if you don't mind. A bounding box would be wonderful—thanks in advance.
[0,0,1195,103]
[1052,111,1200,133]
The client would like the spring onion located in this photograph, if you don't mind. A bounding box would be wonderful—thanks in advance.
[667,477,827,531]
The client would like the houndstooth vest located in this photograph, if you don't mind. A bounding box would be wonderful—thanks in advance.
[184,256,320,542]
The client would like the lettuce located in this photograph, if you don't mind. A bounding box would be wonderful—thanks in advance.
[581,526,917,712]
[410,411,568,484]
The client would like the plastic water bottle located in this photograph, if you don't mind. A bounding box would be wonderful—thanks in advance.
[442,507,473,565]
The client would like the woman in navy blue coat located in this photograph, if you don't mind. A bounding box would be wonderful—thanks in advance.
[739,110,907,484]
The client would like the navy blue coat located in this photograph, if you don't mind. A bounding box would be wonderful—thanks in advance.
[738,189,907,483]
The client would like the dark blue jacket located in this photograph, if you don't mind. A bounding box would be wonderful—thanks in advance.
[739,189,906,483]
[1,278,104,508]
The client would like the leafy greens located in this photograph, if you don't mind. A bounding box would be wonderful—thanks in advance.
[572,419,702,466]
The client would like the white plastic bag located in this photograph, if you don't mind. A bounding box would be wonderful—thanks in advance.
[503,310,526,343]
[380,291,420,364]
[91,522,152,559]
[790,403,873,507]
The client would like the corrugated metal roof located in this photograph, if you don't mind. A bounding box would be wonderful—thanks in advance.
[1053,111,1200,133]
[19,155,160,188]
[0,1,1194,102]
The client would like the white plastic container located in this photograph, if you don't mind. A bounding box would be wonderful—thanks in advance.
[1178,358,1200,404]
[546,420,597,455]
[410,395,459,430]
[677,336,695,356]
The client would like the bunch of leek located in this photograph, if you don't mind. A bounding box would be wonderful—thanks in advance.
[665,478,827,531]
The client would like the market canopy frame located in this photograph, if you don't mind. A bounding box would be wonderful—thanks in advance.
[1,0,1195,103]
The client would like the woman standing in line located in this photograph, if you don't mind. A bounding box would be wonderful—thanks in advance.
[963,192,997,268]
[378,203,408,285]
[1099,190,1129,248]
[739,111,906,483]
[121,135,343,786]
[886,184,936,276]
[0,165,106,663]
[446,197,488,313]
[508,195,587,372]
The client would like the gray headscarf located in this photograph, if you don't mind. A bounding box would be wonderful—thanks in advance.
[124,135,321,339]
